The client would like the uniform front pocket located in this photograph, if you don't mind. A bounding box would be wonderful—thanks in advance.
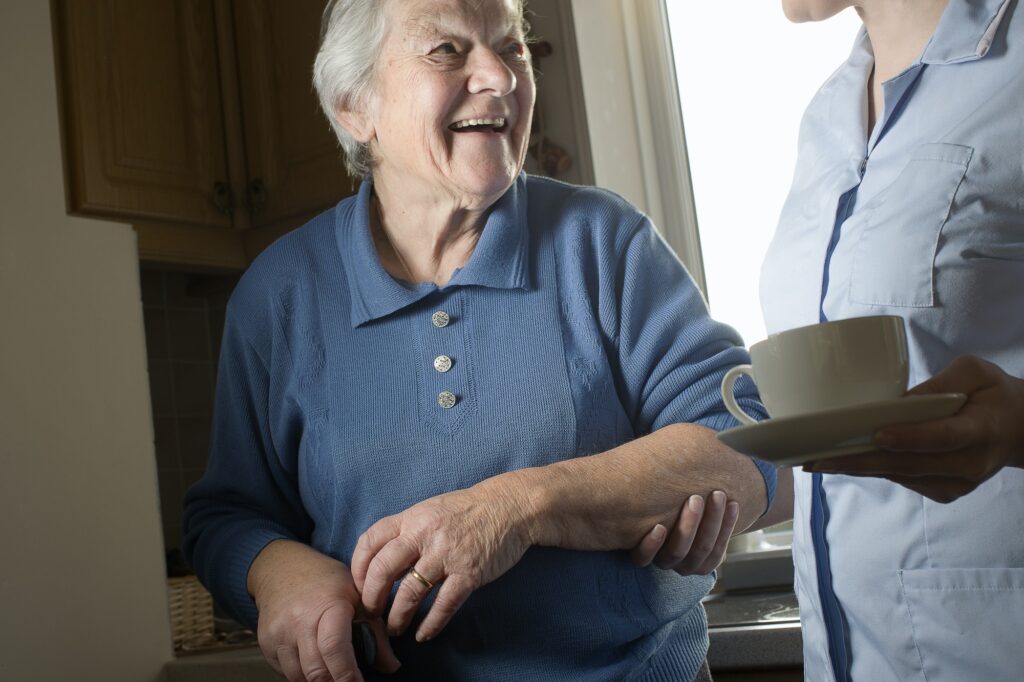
[898,567,1024,681]
[849,143,973,307]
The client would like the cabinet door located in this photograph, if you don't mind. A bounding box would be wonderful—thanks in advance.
[55,0,233,228]
[232,0,356,232]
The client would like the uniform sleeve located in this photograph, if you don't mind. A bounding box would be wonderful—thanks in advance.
[614,217,776,505]
[182,292,312,628]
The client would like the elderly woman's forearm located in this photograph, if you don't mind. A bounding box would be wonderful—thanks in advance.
[510,423,768,551]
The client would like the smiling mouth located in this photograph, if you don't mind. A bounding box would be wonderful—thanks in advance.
[449,117,508,133]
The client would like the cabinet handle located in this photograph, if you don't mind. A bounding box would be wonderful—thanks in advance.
[212,182,233,216]
[247,178,267,214]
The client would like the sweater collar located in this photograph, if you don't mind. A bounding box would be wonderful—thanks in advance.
[338,174,531,328]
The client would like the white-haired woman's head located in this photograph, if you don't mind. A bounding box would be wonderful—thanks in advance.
[313,0,530,180]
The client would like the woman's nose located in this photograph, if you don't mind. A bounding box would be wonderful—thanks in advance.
[466,48,517,97]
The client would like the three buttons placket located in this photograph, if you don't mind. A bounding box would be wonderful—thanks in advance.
[432,310,457,409]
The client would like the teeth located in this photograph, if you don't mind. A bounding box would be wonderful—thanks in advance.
[451,117,506,130]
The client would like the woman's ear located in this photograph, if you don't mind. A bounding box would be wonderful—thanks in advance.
[335,103,375,145]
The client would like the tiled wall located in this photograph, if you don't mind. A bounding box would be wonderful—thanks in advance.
[141,268,237,554]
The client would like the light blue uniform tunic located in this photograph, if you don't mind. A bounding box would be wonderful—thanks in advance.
[761,1,1024,679]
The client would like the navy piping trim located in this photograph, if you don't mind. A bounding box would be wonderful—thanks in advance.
[810,473,852,681]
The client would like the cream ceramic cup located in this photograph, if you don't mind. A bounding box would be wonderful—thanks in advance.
[721,315,910,425]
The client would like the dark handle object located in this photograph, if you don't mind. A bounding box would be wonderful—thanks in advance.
[352,620,377,669]
[247,177,267,214]
[212,181,233,215]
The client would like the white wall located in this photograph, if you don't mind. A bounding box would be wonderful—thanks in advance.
[0,2,172,680]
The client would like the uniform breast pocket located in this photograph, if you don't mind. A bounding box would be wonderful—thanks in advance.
[849,143,973,307]
[898,567,1024,681]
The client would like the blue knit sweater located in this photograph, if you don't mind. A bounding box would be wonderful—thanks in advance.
[183,174,774,681]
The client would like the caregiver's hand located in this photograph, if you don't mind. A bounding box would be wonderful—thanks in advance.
[248,539,400,682]
[630,491,739,575]
[351,475,535,643]
[806,356,1024,503]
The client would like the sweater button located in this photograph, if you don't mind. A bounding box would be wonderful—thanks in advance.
[431,311,450,328]
[437,391,457,409]
[433,355,452,373]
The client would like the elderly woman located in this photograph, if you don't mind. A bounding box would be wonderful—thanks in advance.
[183,0,775,680]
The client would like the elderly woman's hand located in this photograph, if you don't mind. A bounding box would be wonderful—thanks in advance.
[805,356,1024,503]
[630,491,739,575]
[247,539,400,682]
[351,475,535,643]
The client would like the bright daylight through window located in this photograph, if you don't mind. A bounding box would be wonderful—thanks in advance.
[666,4,862,347]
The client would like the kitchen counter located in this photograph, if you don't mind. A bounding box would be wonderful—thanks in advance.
[704,588,803,671]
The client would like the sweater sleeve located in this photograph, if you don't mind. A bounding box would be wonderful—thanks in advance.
[613,217,777,506]
[182,289,312,628]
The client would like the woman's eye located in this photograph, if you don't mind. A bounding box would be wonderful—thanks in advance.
[431,42,458,56]
[504,42,526,58]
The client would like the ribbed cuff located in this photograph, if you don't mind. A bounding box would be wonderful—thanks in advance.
[230,527,289,627]
[201,521,296,629]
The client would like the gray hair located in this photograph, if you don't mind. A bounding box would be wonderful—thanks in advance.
[313,0,389,178]
[314,0,530,179]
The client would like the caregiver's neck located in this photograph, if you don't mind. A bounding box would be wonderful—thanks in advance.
[856,0,950,132]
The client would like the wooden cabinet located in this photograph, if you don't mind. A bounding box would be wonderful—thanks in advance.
[53,0,354,269]
[232,1,357,231]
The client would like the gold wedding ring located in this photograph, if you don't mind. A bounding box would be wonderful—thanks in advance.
[409,567,434,590]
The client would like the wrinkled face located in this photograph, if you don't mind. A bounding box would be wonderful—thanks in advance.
[781,0,855,22]
[358,0,535,207]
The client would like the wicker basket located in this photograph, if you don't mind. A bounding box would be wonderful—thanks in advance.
[167,575,217,652]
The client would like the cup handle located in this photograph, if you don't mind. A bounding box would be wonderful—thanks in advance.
[721,364,759,426]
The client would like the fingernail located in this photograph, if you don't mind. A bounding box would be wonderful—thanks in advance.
[652,523,667,541]
[688,495,703,512]
[415,630,431,643]
[712,491,726,504]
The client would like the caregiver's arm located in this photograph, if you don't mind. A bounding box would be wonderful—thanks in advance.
[806,356,1024,502]
[637,466,792,572]
[630,487,739,574]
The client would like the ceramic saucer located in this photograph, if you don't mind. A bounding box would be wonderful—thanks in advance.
[717,393,967,466]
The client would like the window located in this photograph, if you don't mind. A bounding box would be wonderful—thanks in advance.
[666,4,862,346]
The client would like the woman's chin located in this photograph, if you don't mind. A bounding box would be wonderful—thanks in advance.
[451,165,520,203]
